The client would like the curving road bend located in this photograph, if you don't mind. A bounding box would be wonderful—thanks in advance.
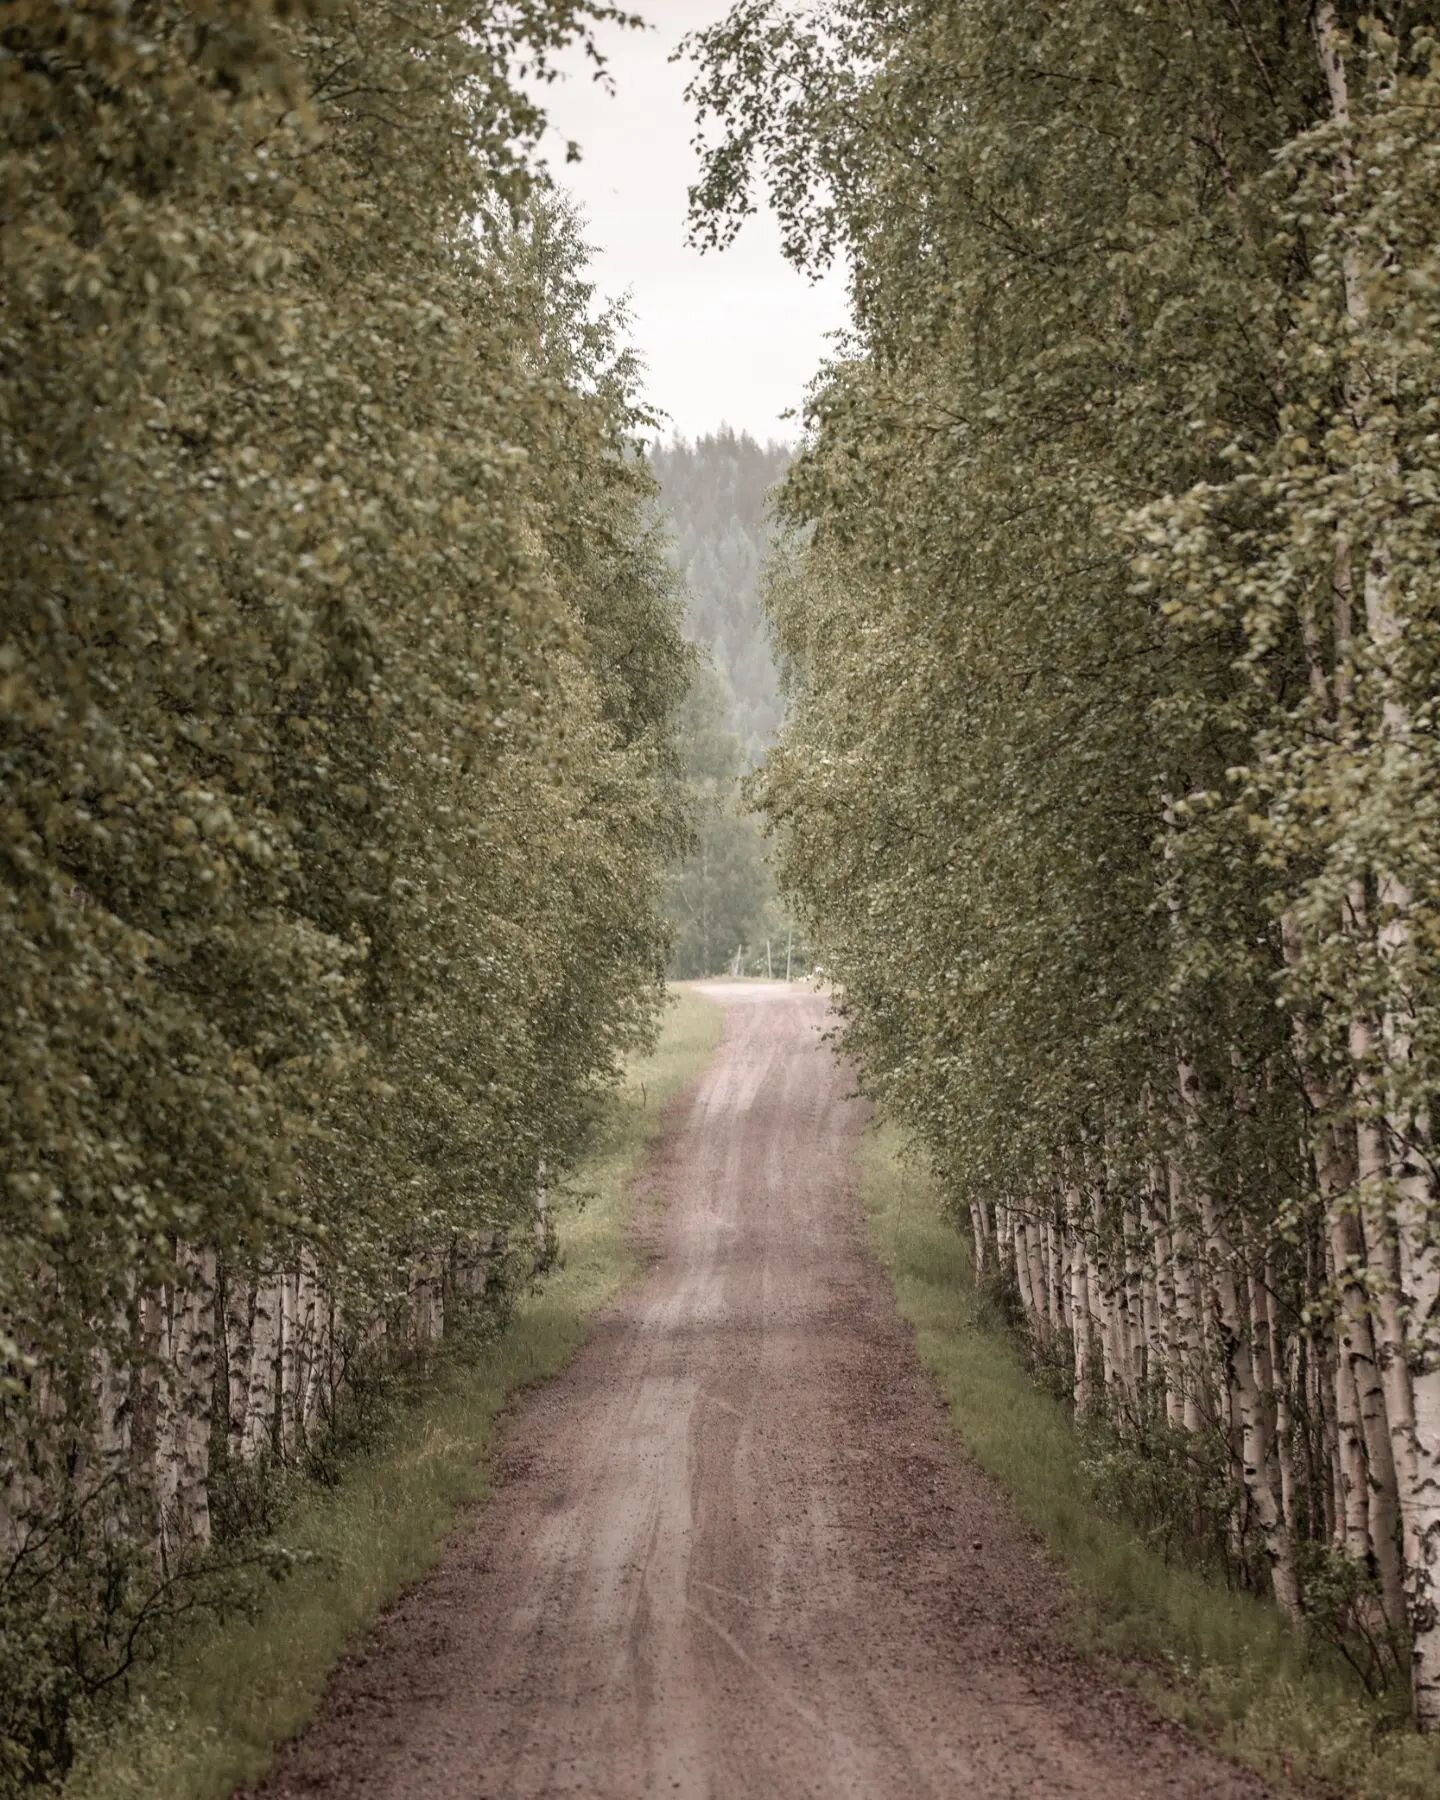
[255,981,1266,1800]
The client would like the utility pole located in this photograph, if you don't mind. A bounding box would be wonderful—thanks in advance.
[766,936,773,979]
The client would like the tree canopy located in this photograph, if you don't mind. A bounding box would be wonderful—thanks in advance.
[688,0,1440,1728]
[0,5,686,1783]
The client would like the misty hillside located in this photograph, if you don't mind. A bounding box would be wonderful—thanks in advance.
[649,429,792,763]
[647,429,799,978]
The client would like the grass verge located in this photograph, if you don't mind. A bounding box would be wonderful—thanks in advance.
[62,987,723,1800]
[860,1122,1440,1800]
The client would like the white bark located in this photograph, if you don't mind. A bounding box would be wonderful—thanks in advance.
[1013,1207,1038,1328]
[968,1201,989,1276]
[1177,1053,1300,1615]
[1023,1215,1049,1342]
[243,1274,280,1463]
[1313,7,1440,1717]
[1167,1159,1204,1436]
[1065,1182,1093,1417]
[171,1246,216,1548]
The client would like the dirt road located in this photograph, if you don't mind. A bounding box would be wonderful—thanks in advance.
[257,982,1265,1799]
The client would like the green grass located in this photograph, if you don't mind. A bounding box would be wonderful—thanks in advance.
[861,1123,1440,1800]
[62,987,723,1800]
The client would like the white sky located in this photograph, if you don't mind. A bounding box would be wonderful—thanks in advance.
[536,2,848,444]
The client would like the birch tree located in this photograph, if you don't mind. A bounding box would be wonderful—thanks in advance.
[688,0,1440,1729]
[1,4,686,1786]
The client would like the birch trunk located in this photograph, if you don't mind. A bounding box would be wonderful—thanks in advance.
[278,1268,299,1457]
[1121,1190,1146,1398]
[1065,1182,1092,1416]
[1023,1215,1049,1341]
[1176,1053,1300,1615]
[1086,1180,1119,1405]
[1167,1159,1204,1435]
[170,1246,216,1548]
[243,1275,280,1463]
[1331,1195,1407,1629]
[969,1201,989,1277]
[1012,1207,1038,1334]
[1147,1163,1180,1426]
[222,1262,254,1455]
[1045,1211,1065,1334]
[1313,5,1440,1715]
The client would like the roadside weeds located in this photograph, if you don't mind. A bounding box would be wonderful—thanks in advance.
[60,989,723,1800]
[860,1124,1440,1800]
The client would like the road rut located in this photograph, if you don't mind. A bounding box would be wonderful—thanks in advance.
[256,981,1267,1799]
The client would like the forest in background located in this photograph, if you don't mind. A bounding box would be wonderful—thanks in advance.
[689,0,1440,1738]
[651,430,791,763]
[649,431,804,979]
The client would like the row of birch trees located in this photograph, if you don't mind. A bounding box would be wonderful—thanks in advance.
[1,3,687,1786]
[686,0,1440,1729]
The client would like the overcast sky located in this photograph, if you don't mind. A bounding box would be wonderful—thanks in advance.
[537,2,847,445]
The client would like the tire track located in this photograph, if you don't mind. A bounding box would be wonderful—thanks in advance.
[254,982,1268,1799]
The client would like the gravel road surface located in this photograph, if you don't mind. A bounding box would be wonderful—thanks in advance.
[255,981,1267,1799]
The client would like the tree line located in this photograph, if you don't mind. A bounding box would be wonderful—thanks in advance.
[687,0,1440,1729]
[0,4,687,1786]
[651,429,792,762]
[650,430,803,978]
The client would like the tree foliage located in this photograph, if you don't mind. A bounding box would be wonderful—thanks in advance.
[0,4,685,1785]
[660,661,770,979]
[650,430,797,976]
[688,0,1440,1729]
[650,429,792,761]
